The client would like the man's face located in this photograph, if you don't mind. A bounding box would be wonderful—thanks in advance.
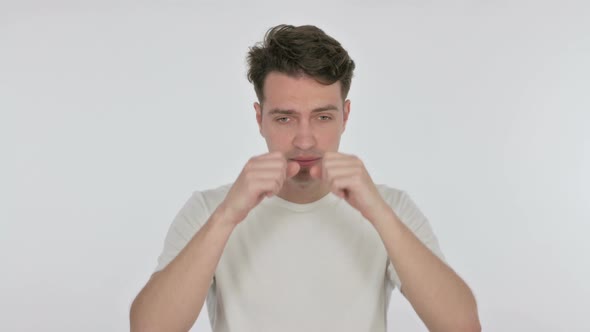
[254,71,350,184]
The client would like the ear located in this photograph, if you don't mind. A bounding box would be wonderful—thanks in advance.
[342,99,351,133]
[254,101,263,136]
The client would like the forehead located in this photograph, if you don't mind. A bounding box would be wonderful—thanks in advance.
[262,72,342,113]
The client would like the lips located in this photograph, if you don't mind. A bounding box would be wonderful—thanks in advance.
[291,157,321,167]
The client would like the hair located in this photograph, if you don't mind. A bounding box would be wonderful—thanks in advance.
[246,24,355,105]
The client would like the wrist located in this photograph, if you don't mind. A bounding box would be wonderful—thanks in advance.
[367,202,403,233]
[211,203,242,229]
[363,199,392,222]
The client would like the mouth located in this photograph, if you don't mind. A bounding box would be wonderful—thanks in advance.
[291,157,321,167]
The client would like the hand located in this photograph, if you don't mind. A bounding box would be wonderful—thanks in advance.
[310,152,389,222]
[217,152,300,226]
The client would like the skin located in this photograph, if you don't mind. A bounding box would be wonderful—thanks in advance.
[220,71,356,224]
[245,71,479,331]
[130,70,481,332]
[249,71,387,219]
[220,70,394,228]
[254,71,353,203]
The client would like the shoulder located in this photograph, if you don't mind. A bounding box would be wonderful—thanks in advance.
[189,183,233,214]
[374,184,422,218]
[375,184,408,207]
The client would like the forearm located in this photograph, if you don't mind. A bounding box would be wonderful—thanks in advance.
[130,207,236,332]
[372,207,480,332]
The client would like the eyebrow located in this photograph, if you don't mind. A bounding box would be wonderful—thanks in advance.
[267,104,340,116]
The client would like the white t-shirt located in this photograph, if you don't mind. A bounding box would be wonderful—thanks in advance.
[154,183,446,332]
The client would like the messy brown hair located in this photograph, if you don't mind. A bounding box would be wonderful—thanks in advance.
[246,24,355,105]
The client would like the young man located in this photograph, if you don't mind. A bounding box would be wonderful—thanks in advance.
[130,25,481,332]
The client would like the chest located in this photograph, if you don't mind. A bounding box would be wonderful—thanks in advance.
[215,205,389,308]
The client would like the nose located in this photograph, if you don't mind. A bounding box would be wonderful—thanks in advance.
[292,120,316,150]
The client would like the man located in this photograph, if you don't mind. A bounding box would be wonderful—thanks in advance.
[130,24,481,332]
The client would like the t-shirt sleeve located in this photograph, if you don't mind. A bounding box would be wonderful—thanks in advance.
[385,190,446,292]
[154,191,212,273]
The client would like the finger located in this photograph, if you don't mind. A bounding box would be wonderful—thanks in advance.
[248,171,286,191]
[324,165,362,187]
[247,161,288,172]
[311,154,357,179]
[249,152,286,166]
[323,157,363,170]
[328,176,356,199]
[310,163,322,179]
[252,179,283,198]
[323,151,352,161]
[286,161,300,178]
[335,189,347,199]
[259,151,284,159]
[248,154,287,166]
[324,167,361,183]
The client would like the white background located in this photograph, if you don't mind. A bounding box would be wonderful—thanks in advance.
[1,0,589,331]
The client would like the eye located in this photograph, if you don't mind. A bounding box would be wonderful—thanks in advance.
[276,117,290,123]
[318,115,332,121]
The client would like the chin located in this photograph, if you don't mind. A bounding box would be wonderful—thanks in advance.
[291,171,316,184]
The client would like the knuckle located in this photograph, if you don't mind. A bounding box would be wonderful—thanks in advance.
[329,176,337,186]
[269,151,282,158]
[243,171,255,182]
[332,178,341,187]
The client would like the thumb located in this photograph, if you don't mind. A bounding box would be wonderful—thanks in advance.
[309,163,322,179]
[286,161,300,178]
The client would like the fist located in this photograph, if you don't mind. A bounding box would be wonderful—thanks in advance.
[218,152,300,225]
[309,152,388,221]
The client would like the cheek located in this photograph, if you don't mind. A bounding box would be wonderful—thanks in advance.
[266,128,293,146]
[319,127,342,143]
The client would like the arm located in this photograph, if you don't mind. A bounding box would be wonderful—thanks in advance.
[371,205,481,332]
[130,152,300,332]
[312,152,481,332]
[129,206,236,332]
